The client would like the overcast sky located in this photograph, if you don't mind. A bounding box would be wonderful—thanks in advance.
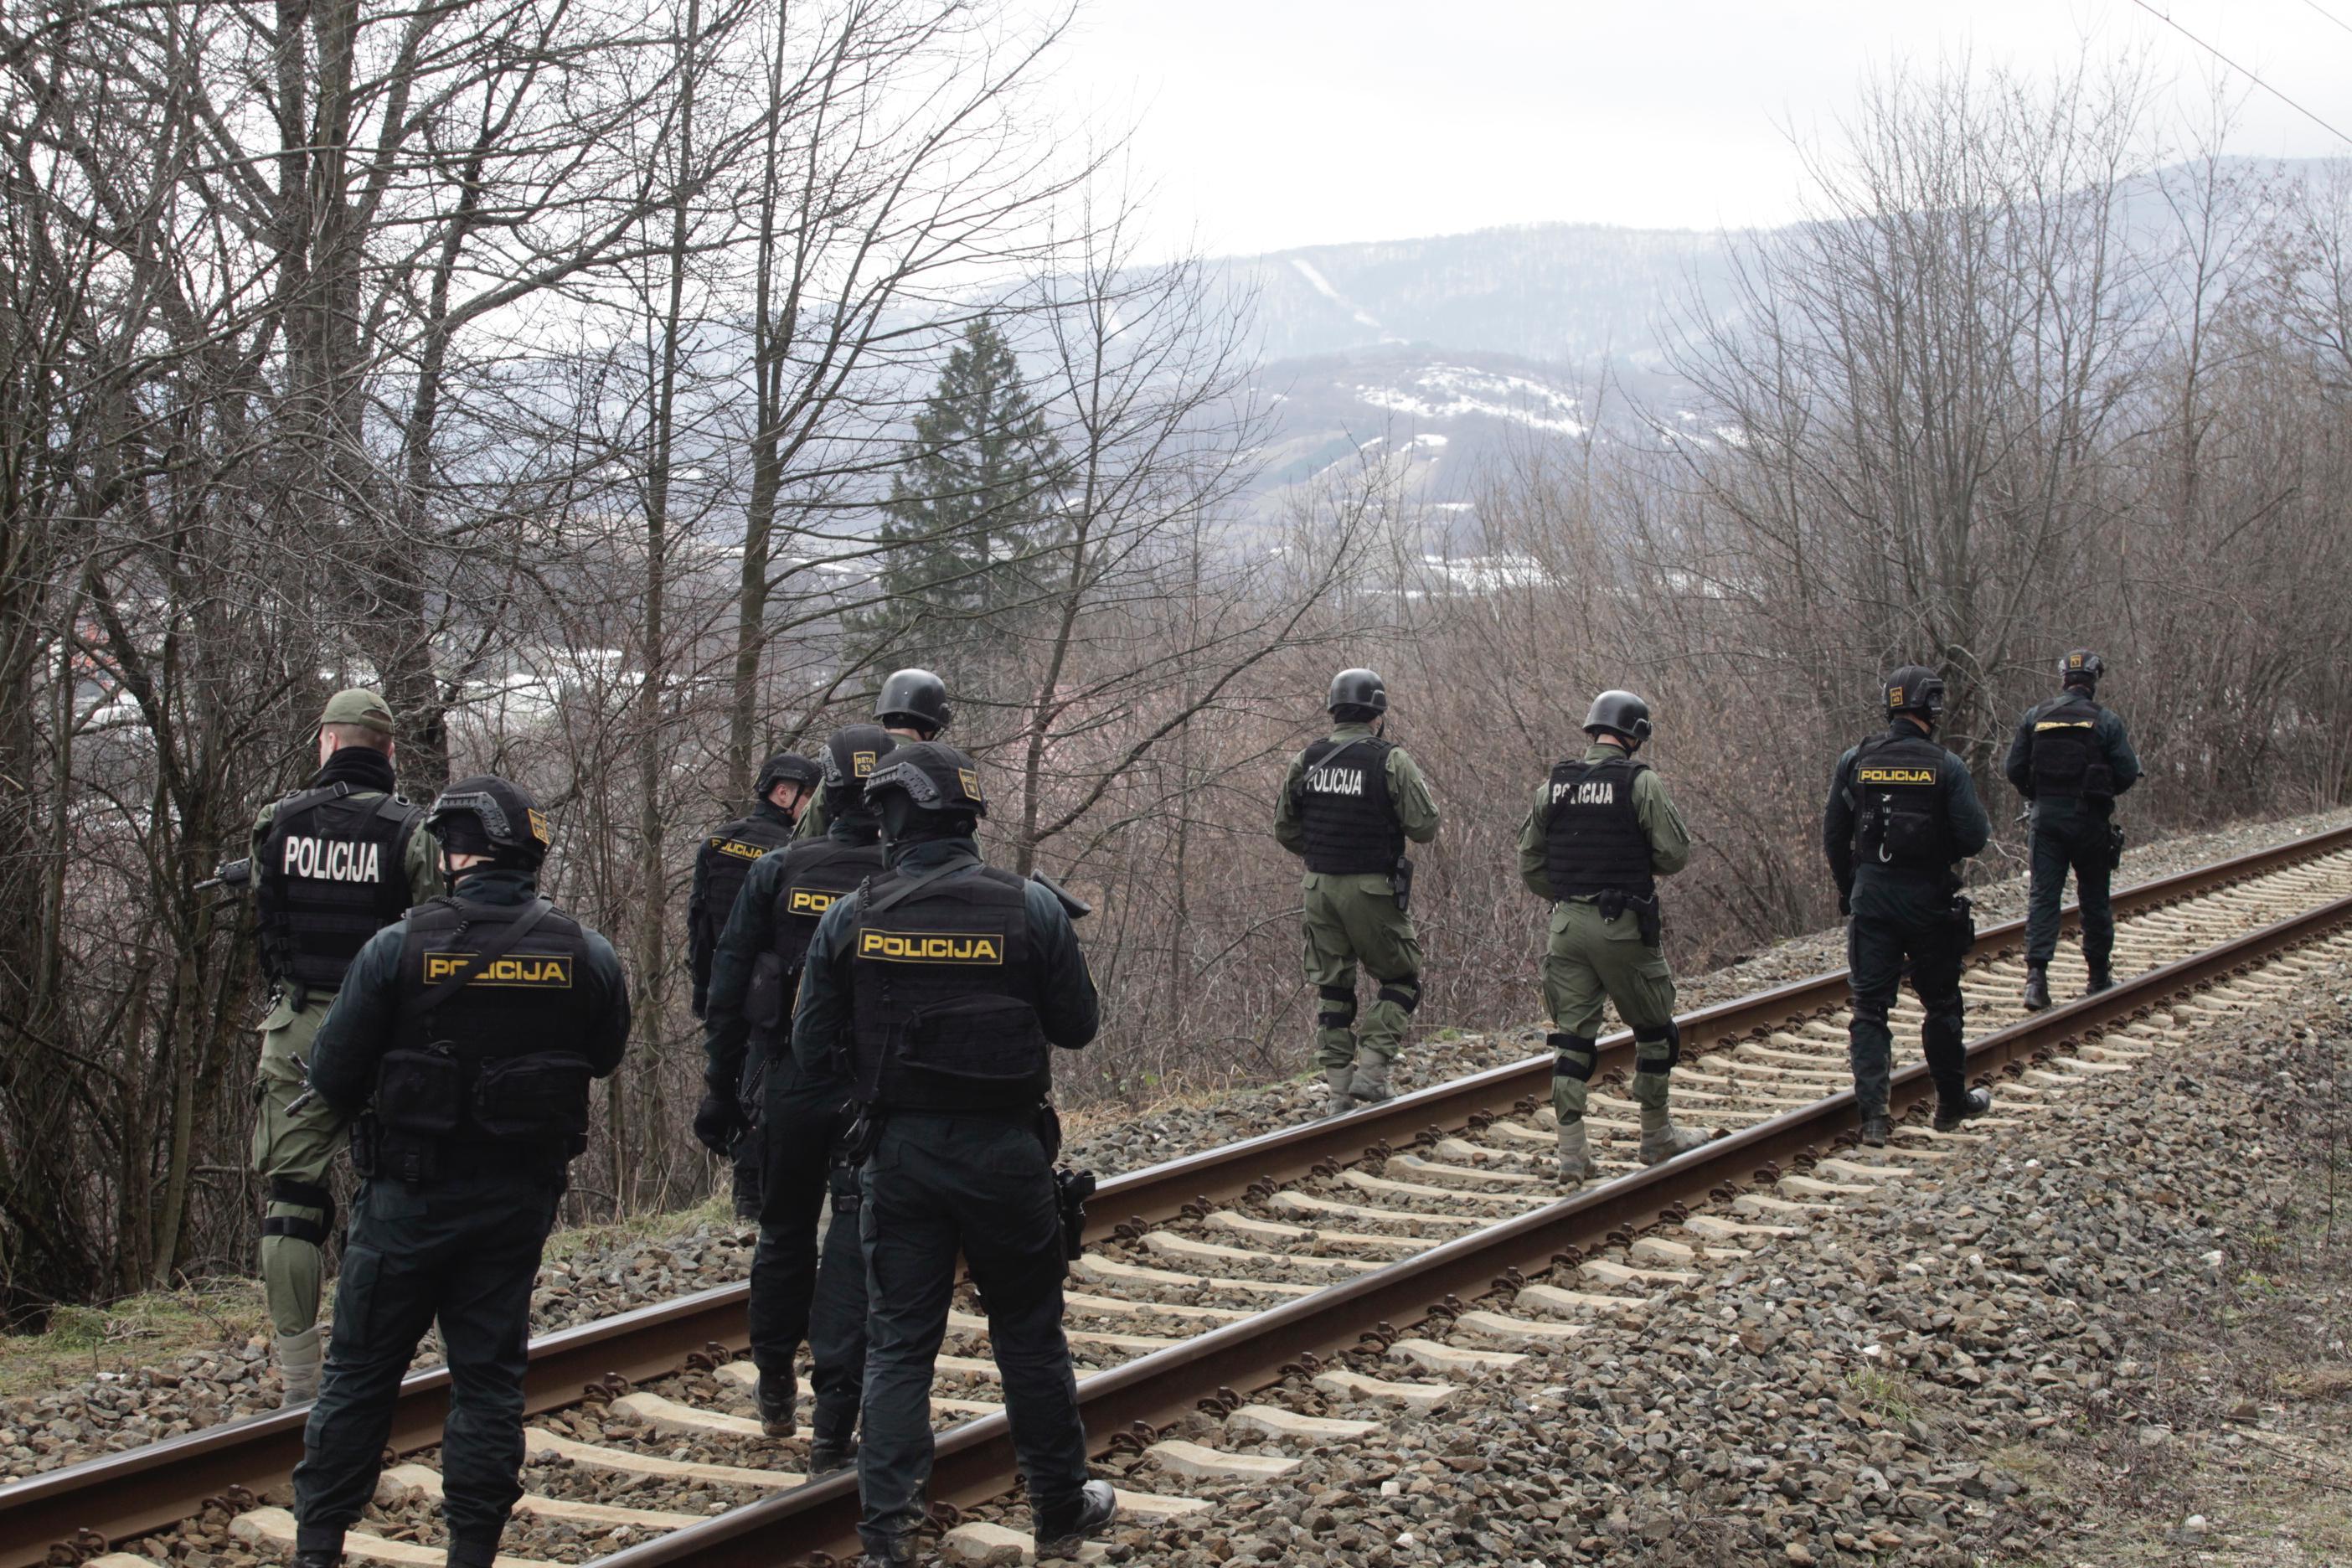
[1033,0,2352,257]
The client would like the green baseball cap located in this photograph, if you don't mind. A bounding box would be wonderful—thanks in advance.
[317,688,396,730]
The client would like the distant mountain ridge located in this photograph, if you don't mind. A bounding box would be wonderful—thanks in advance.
[1215,222,1735,369]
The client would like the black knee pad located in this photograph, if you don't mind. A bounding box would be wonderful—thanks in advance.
[1633,1019,1683,1071]
[1375,976,1421,1013]
[264,1177,335,1246]
[1316,983,1357,1029]
[1549,1032,1598,1081]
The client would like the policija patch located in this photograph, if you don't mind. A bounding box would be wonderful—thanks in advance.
[856,928,1004,965]
[1856,766,1936,786]
[711,837,767,862]
[788,887,838,916]
[422,952,576,988]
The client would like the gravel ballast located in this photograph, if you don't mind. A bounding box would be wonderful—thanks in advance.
[7,804,2349,1568]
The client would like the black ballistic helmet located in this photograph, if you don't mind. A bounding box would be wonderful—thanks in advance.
[1882,665,1947,724]
[822,724,898,797]
[1581,689,1653,746]
[1326,668,1388,718]
[862,741,987,818]
[2060,649,2104,687]
[428,775,550,868]
[875,668,952,735]
[755,751,823,799]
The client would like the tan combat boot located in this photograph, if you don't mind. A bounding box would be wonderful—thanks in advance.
[1323,1065,1358,1117]
[276,1326,322,1407]
[1555,1119,1592,1185]
[1637,1104,1710,1165]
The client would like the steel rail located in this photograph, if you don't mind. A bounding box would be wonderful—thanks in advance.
[3,820,2344,1568]
[598,887,2352,1568]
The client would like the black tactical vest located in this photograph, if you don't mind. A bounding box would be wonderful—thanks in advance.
[698,812,795,934]
[1292,736,1401,875]
[744,838,886,1039]
[1849,731,1955,875]
[847,863,1050,1113]
[255,784,424,989]
[368,897,599,1175]
[2028,693,2113,802]
[772,838,886,973]
[1542,755,1654,900]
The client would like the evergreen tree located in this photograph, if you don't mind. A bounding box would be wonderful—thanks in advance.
[854,316,1064,672]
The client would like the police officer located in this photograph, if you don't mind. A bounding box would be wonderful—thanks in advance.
[790,743,1116,1565]
[289,776,629,1568]
[796,668,952,842]
[2004,650,2143,1010]
[699,725,897,1463]
[1273,669,1441,1114]
[691,750,823,1220]
[1517,691,1710,1183]
[1823,668,1994,1146]
[247,689,441,1406]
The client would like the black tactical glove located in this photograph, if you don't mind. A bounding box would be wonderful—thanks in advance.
[694,1089,745,1155]
[1837,886,1853,917]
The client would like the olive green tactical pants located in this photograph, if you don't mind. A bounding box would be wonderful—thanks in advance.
[252,996,348,1337]
[1542,899,1678,1122]
[1301,872,1422,1071]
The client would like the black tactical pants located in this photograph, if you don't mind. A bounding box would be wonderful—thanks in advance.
[857,1113,1086,1555]
[293,1166,563,1565]
[2024,808,2115,973]
[1846,879,1971,1117]
[747,1061,867,1444]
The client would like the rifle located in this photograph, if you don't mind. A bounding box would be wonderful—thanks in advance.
[1030,869,1091,921]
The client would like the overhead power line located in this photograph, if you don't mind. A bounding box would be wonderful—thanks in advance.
[2130,0,2352,148]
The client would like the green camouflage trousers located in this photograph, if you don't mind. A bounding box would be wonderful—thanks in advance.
[1542,899,1678,1122]
[1301,871,1422,1071]
[251,995,349,1336]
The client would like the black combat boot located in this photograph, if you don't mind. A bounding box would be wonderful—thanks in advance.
[2084,966,2114,996]
[294,1552,343,1568]
[2021,965,2051,1012]
[1857,1106,1890,1148]
[859,1540,920,1568]
[758,1366,797,1439]
[806,1417,857,1475]
[1034,1479,1119,1558]
[1933,1086,1994,1132]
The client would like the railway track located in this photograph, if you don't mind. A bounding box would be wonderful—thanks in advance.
[13,823,2352,1568]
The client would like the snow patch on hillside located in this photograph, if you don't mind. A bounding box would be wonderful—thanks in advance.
[1290,258,1385,332]
[1355,363,1588,437]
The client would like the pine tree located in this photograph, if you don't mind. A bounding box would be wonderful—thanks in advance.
[854,316,1064,671]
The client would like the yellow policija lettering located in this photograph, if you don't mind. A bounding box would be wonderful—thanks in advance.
[714,838,767,862]
[421,952,576,988]
[856,928,1004,965]
[1855,766,1937,786]
[2035,720,2096,732]
[788,887,838,916]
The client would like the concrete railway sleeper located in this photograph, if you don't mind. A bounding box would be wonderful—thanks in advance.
[6,824,2350,1568]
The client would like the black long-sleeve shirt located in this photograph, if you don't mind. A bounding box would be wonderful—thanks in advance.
[1823,721,1994,898]
[789,837,1098,1082]
[307,869,631,1117]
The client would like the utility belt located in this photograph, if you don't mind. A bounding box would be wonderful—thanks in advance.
[1593,887,1663,947]
[838,1099,1091,1256]
[358,1044,592,1183]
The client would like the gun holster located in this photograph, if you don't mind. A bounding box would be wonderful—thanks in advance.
[1053,1165,1096,1261]
[1389,854,1415,914]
